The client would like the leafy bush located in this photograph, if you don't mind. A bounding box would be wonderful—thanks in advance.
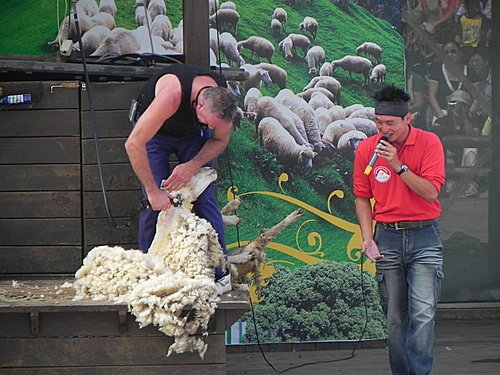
[243,262,387,343]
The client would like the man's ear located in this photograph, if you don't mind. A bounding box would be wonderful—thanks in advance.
[196,97,205,109]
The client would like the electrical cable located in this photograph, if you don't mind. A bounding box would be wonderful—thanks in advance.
[94,52,183,66]
[213,7,225,74]
[142,2,155,56]
[60,0,71,47]
[224,148,241,246]
[208,3,372,371]
[212,1,242,248]
[209,4,369,369]
[56,0,61,46]
[73,2,132,230]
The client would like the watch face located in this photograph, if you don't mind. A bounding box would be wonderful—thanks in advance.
[398,165,408,175]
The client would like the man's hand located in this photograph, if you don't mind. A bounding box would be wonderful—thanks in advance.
[161,161,200,191]
[147,188,174,211]
[377,139,400,171]
[361,238,384,262]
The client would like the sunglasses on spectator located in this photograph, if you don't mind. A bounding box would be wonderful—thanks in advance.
[444,49,458,54]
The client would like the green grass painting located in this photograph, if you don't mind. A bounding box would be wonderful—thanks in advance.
[217,0,404,272]
[0,0,183,56]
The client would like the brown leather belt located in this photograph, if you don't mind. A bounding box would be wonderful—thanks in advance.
[377,220,436,230]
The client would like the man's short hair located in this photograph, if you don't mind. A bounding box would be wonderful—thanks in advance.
[202,87,239,123]
[469,46,490,62]
[373,85,410,103]
[373,85,410,117]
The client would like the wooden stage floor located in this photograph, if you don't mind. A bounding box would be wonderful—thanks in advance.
[226,314,500,374]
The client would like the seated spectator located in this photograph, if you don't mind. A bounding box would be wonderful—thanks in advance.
[467,47,491,134]
[404,21,440,79]
[444,90,486,197]
[407,62,431,129]
[427,41,473,134]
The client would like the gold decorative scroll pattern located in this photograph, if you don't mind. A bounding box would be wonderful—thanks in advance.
[225,173,376,276]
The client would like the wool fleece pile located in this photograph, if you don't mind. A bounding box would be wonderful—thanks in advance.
[73,168,225,358]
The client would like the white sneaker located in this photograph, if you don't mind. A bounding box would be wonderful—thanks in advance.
[215,274,232,295]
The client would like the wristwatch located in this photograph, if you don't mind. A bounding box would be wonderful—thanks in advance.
[397,164,409,175]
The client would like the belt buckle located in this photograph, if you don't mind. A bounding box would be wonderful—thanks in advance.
[394,221,409,230]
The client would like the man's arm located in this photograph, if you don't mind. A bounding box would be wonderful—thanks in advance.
[378,139,441,202]
[163,123,232,191]
[397,167,440,201]
[355,197,382,261]
[125,75,181,211]
[428,79,445,119]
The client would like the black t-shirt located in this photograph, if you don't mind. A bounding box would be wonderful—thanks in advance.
[135,64,227,137]
[428,62,478,109]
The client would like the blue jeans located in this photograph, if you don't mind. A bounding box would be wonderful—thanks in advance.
[375,222,444,375]
[138,132,226,266]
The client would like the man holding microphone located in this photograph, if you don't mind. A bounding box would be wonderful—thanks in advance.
[353,85,445,375]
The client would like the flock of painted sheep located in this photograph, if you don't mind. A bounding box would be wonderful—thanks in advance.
[51,0,388,169]
[50,0,183,56]
[207,0,387,169]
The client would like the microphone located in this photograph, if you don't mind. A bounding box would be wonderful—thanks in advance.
[364,136,389,175]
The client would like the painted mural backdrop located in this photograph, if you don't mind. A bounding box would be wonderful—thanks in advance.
[0,0,407,345]
[214,0,405,344]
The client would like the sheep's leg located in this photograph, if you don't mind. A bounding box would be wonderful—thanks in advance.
[221,199,241,215]
[221,199,242,227]
[222,215,241,226]
[244,209,302,253]
[228,210,303,289]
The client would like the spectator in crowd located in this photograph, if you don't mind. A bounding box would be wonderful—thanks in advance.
[407,62,430,129]
[403,0,429,25]
[478,0,492,19]
[427,40,473,134]
[456,0,491,20]
[456,0,490,51]
[467,46,491,131]
[423,0,460,44]
[443,89,483,197]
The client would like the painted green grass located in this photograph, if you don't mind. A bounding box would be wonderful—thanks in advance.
[218,0,404,266]
[0,0,65,55]
[0,0,183,56]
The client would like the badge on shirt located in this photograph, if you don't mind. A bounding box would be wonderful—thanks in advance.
[374,166,391,183]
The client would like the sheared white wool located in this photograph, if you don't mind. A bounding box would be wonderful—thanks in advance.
[149,209,225,277]
[72,167,226,359]
[127,273,218,357]
[73,245,169,302]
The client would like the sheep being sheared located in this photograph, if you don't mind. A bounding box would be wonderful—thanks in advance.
[148,167,226,276]
[73,167,225,359]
